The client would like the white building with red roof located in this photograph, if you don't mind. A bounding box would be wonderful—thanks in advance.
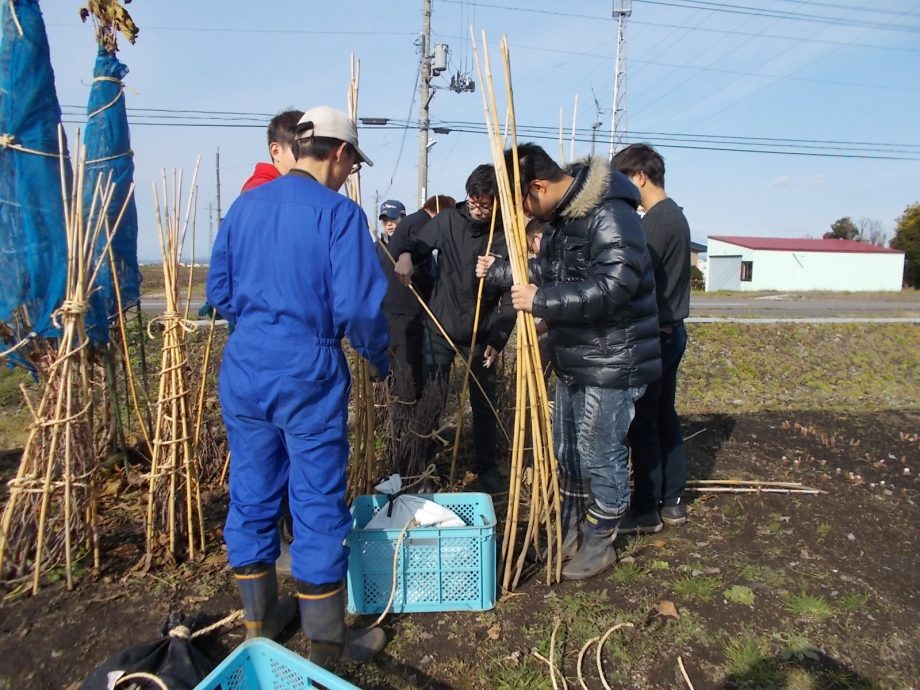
[705,236,905,292]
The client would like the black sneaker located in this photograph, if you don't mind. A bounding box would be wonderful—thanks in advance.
[660,498,688,526]
[617,508,663,535]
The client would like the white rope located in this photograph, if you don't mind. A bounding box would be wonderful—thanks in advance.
[87,77,125,120]
[532,617,566,690]
[112,671,169,690]
[86,150,134,165]
[678,656,696,690]
[189,609,244,638]
[371,518,416,628]
[0,332,36,359]
[0,133,65,159]
[596,622,634,690]
[576,636,600,690]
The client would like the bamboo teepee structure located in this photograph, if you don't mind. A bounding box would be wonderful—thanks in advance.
[0,132,134,593]
[142,163,206,564]
[472,31,563,590]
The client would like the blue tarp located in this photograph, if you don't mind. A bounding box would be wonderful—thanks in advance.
[83,47,141,344]
[0,0,69,340]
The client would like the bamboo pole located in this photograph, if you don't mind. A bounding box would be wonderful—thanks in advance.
[448,203,498,486]
[472,28,562,590]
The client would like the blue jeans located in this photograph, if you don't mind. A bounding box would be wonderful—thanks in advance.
[628,323,688,512]
[554,382,646,516]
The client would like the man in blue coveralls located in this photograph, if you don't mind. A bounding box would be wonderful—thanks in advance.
[206,105,389,666]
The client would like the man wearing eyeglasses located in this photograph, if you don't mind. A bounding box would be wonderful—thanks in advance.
[392,165,516,493]
[207,106,389,666]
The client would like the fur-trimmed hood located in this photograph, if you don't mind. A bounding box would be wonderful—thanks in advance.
[557,156,640,220]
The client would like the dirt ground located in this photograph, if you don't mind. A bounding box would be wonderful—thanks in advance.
[1,407,917,690]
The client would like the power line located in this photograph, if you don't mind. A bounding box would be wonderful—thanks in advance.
[58,111,920,159]
[635,0,920,33]
[60,107,920,150]
[628,18,920,53]
[770,0,920,19]
[47,22,418,37]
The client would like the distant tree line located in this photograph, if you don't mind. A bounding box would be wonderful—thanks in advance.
[892,203,920,289]
[822,206,919,288]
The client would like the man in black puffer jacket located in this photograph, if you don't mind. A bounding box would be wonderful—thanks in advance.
[481,143,660,580]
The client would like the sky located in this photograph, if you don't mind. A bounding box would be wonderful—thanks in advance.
[34,0,920,261]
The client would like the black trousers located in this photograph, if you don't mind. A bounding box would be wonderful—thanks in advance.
[386,311,425,401]
[627,323,689,512]
[426,327,498,473]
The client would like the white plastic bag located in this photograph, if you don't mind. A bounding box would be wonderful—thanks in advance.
[365,475,465,530]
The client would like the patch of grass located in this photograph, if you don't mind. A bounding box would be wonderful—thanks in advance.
[736,562,787,588]
[782,591,834,620]
[721,496,745,520]
[484,653,555,690]
[724,584,756,606]
[611,561,645,585]
[838,591,871,615]
[648,559,670,571]
[816,521,833,539]
[772,631,822,662]
[673,575,722,602]
[723,632,784,689]
[680,323,920,413]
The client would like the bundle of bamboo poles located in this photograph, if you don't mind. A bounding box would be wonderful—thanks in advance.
[472,31,563,589]
[142,163,206,565]
[0,130,134,593]
[342,55,380,502]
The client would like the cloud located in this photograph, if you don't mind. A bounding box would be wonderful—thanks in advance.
[767,174,825,189]
[768,176,793,188]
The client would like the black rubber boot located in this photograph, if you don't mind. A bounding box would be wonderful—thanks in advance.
[298,582,387,667]
[561,509,621,581]
[234,563,298,640]
[560,474,594,560]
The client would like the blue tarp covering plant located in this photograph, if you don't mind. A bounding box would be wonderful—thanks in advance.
[0,0,70,343]
[82,46,141,343]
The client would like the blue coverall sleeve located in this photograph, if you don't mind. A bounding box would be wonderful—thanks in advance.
[331,204,390,376]
[206,208,237,327]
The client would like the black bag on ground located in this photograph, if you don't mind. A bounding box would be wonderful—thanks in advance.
[79,612,214,690]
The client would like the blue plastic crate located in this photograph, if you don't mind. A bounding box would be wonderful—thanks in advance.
[195,638,359,690]
[346,492,497,615]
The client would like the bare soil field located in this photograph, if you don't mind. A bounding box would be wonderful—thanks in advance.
[1,323,918,689]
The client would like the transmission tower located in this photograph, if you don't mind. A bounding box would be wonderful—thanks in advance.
[609,0,632,160]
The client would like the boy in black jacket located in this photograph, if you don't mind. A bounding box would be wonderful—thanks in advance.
[392,166,514,492]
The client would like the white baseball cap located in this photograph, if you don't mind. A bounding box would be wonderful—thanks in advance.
[295,106,373,166]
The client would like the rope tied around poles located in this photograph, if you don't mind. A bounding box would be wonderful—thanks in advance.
[146,311,197,338]
[0,132,69,159]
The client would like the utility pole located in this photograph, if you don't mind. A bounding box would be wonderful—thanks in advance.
[609,0,632,160]
[417,0,432,208]
[215,149,223,226]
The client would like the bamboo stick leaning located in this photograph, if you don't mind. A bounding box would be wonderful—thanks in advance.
[342,55,380,502]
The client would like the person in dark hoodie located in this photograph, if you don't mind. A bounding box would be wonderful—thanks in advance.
[478,144,661,580]
[376,195,455,401]
[392,165,515,493]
